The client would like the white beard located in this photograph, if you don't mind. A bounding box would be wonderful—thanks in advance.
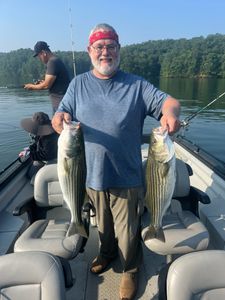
[91,54,120,76]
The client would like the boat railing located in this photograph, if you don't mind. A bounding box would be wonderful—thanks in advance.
[175,135,225,180]
[0,156,31,189]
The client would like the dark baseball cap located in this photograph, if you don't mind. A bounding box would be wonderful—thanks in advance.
[33,41,50,57]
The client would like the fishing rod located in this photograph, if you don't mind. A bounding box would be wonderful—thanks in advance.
[180,91,225,127]
[68,0,76,77]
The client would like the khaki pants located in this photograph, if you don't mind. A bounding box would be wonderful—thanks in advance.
[86,187,144,273]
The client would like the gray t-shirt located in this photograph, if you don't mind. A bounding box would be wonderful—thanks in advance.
[58,70,168,190]
[46,56,70,95]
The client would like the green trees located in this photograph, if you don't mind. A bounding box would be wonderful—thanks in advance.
[161,34,225,79]
[0,33,224,86]
[0,49,46,87]
[0,49,91,87]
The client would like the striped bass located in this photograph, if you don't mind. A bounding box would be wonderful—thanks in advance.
[142,126,176,242]
[57,122,87,238]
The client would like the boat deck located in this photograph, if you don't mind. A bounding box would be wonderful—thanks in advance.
[67,212,165,300]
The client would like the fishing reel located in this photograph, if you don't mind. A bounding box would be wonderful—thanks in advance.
[33,79,44,85]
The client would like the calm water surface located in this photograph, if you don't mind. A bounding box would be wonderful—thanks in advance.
[0,89,52,171]
[0,77,225,171]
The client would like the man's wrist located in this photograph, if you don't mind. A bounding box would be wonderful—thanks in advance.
[163,107,180,118]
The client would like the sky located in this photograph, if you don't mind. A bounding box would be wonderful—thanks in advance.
[0,0,225,53]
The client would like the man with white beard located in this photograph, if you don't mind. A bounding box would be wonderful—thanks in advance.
[52,23,180,300]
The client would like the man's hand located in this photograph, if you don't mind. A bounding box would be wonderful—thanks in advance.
[52,112,72,134]
[160,113,181,135]
[161,96,181,134]
[19,147,30,158]
[24,83,35,90]
[24,75,54,90]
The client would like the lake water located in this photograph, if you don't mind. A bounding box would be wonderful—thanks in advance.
[0,77,225,171]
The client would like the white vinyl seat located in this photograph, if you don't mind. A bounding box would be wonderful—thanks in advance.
[0,251,66,300]
[167,250,225,300]
[13,163,88,260]
[142,159,210,262]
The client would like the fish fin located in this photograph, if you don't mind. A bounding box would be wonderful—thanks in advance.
[142,225,165,242]
[63,158,69,173]
[66,222,88,239]
[161,162,170,177]
[155,227,166,242]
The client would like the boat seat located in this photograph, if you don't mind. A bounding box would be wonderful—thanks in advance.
[0,251,66,300]
[13,163,91,260]
[142,158,210,262]
[28,159,57,185]
[166,250,225,300]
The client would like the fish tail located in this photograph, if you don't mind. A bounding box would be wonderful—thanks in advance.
[66,222,77,237]
[76,224,88,238]
[142,225,157,241]
[66,222,88,238]
[142,225,165,242]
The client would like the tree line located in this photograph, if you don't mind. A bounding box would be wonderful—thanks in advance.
[0,33,225,87]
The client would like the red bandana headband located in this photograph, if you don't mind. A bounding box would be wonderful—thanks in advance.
[89,31,119,45]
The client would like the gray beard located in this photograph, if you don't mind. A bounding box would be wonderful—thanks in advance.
[91,54,120,76]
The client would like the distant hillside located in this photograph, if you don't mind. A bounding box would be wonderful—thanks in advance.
[0,33,225,87]
[0,49,91,87]
[120,33,225,79]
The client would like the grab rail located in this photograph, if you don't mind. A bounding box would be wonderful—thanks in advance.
[0,156,31,189]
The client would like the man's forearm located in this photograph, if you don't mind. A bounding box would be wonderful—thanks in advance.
[162,97,180,117]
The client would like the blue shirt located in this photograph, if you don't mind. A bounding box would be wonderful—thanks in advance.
[58,70,168,190]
